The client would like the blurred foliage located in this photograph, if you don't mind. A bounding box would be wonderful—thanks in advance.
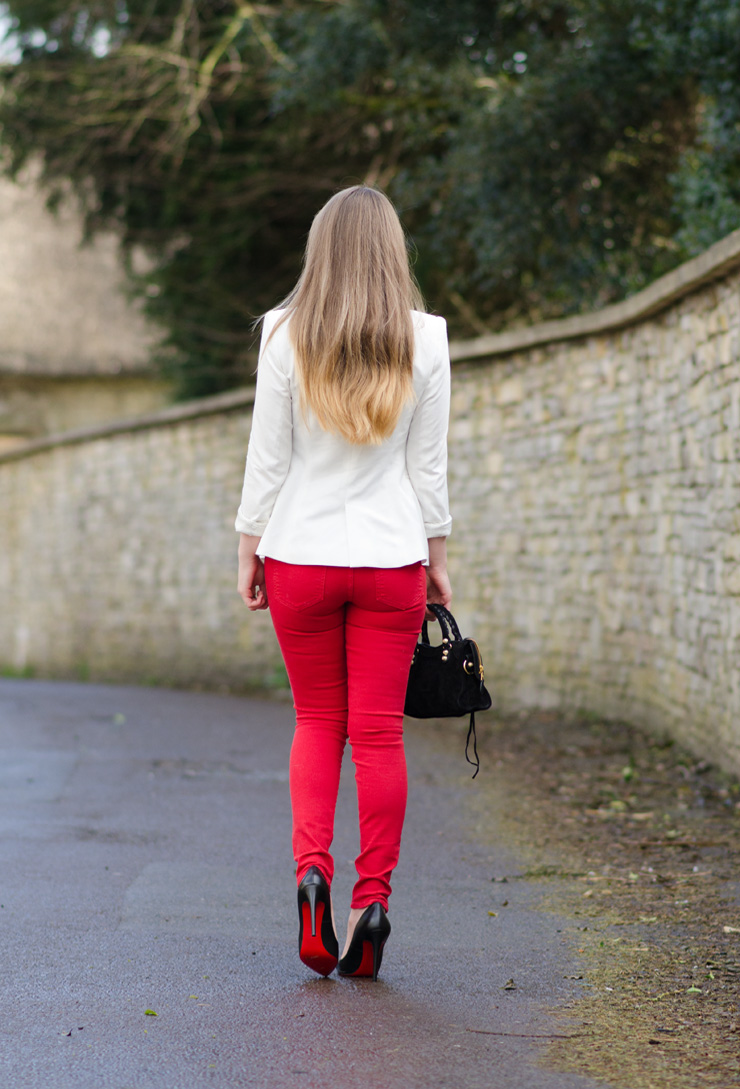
[0,0,739,395]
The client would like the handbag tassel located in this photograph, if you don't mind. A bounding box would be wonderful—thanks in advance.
[465,712,480,779]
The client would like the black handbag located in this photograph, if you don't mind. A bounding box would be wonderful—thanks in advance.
[404,603,491,778]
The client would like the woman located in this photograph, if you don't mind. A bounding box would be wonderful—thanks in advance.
[235,185,452,981]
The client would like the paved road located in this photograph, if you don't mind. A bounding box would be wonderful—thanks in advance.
[0,680,608,1089]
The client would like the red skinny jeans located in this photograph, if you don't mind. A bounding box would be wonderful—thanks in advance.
[264,558,427,910]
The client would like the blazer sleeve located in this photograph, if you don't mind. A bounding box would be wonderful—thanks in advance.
[406,318,453,539]
[234,313,293,536]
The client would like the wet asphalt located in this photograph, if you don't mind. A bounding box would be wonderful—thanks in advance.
[0,679,611,1089]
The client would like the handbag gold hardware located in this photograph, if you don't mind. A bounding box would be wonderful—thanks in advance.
[463,640,485,680]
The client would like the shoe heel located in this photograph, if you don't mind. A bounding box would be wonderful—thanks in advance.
[370,929,385,982]
[305,883,318,937]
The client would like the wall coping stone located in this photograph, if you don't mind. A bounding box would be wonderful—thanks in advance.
[4,225,740,465]
[0,356,156,378]
[0,386,255,464]
[0,369,166,383]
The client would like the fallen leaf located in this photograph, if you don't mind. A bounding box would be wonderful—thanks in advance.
[144,1009,158,1017]
[488,911,498,917]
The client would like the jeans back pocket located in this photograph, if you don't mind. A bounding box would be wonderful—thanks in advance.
[374,564,426,610]
[269,562,327,610]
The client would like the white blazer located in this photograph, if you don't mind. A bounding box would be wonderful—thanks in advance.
[234,307,452,567]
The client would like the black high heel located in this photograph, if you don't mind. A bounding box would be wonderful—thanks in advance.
[337,902,391,981]
[297,866,338,977]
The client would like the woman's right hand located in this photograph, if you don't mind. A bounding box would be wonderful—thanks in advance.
[425,564,452,619]
[425,536,452,620]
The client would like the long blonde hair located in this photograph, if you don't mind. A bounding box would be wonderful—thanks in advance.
[268,186,424,445]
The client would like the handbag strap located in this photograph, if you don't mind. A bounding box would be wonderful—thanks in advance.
[420,603,463,645]
[429,603,462,640]
[419,618,439,645]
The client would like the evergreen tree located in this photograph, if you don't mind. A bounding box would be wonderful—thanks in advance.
[1,1,738,395]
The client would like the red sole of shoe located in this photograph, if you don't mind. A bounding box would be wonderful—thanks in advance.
[344,939,385,978]
[299,901,337,977]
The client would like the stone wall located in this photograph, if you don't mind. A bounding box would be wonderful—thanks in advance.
[3,232,740,772]
[0,392,282,692]
[449,271,740,775]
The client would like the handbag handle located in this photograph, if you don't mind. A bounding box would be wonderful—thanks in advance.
[420,603,462,645]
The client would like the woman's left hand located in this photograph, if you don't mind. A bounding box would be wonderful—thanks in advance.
[238,535,268,610]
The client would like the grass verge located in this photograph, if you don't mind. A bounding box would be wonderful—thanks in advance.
[466,711,740,1089]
